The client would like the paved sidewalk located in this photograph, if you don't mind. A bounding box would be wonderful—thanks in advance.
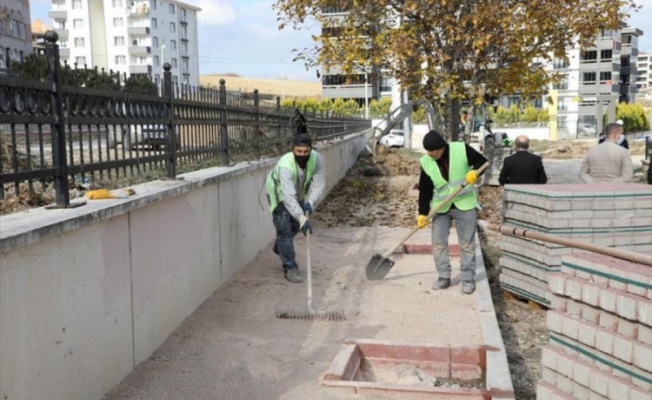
[103,226,513,399]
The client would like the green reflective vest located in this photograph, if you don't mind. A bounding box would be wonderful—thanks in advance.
[266,151,317,213]
[420,142,477,213]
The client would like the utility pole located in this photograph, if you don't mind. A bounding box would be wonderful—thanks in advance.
[364,67,369,119]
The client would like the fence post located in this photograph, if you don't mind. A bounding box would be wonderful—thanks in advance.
[45,30,71,208]
[219,79,229,166]
[162,63,176,178]
[253,88,261,159]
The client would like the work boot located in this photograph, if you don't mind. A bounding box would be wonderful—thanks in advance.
[432,278,451,290]
[284,268,303,283]
[462,281,476,295]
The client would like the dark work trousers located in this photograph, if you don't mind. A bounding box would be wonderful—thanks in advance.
[272,202,301,271]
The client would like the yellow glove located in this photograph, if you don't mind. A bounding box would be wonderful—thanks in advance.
[465,170,478,185]
[417,215,429,229]
[85,189,115,200]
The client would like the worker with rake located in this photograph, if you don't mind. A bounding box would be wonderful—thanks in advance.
[266,134,325,283]
[417,130,488,295]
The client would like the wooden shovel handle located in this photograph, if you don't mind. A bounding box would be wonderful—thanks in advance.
[381,162,490,258]
[483,223,652,267]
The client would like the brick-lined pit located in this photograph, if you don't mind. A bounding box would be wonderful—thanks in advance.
[321,339,493,399]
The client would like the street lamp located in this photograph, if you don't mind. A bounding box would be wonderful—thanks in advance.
[281,57,286,99]
[364,68,369,119]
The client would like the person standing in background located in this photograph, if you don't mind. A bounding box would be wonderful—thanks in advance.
[499,135,548,185]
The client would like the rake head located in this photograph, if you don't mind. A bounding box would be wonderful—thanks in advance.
[276,310,346,321]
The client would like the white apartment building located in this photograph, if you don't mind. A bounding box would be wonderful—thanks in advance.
[0,0,33,72]
[542,26,643,139]
[635,52,652,90]
[48,0,200,86]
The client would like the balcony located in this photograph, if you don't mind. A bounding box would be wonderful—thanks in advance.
[129,46,151,55]
[129,64,152,74]
[128,26,150,36]
[54,28,68,40]
[48,10,67,20]
[127,3,150,17]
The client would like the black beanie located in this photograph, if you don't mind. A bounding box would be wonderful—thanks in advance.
[423,130,446,151]
[293,134,312,148]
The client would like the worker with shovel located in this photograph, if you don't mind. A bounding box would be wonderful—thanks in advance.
[417,130,488,294]
[266,134,325,283]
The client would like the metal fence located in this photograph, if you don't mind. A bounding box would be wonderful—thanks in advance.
[0,32,370,208]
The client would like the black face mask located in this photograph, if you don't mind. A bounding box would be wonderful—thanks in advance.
[294,153,310,169]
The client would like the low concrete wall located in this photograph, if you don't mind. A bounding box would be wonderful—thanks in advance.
[0,132,369,400]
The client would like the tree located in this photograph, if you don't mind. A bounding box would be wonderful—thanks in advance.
[273,0,639,140]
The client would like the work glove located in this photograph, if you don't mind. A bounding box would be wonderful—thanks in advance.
[85,189,115,200]
[417,215,429,229]
[465,170,478,185]
[302,201,313,215]
[299,215,313,236]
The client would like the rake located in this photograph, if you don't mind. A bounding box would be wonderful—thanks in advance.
[276,222,346,321]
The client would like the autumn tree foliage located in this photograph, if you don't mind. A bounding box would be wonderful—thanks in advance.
[273,0,639,140]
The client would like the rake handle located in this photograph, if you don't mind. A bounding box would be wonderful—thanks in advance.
[380,162,490,259]
[483,223,652,267]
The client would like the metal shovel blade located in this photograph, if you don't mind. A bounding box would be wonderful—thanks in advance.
[365,253,395,280]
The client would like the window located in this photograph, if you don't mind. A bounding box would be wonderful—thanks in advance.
[75,56,86,66]
[557,116,567,129]
[72,0,82,9]
[181,42,187,56]
[557,97,568,111]
[114,36,125,46]
[553,58,569,69]
[113,18,124,27]
[151,18,157,29]
[599,71,612,83]
[152,36,159,47]
[170,40,177,50]
[73,19,83,28]
[150,0,157,10]
[74,37,85,47]
[600,49,612,61]
[115,55,126,64]
[172,58,177,67]
[154,55,160,66]
[180,8,187,22]
[582,72,596,84]
[112,0,122,7]
[581,50,597,62]
[169,4,175,14]
[182,59,189,74]
[180,25,187,39]
[553,76,568,90]
[170,22,176,32]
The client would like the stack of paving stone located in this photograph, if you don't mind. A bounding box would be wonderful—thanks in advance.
[482,141,512,186]
[499,183,652,307]
[536,252,652,400]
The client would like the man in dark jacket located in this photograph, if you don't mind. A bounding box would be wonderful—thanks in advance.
[498,135,548,185]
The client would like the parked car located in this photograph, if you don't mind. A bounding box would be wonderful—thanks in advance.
[577,123,597,136]
[378,129,405,148]
[108,124,180,151]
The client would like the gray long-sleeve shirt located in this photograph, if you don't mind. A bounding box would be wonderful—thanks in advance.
[579,140,633,183]
[279,151,325,222]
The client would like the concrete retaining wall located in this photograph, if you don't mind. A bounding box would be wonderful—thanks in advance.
[0,132,369,400]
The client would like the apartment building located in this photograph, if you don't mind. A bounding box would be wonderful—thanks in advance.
[0,0,33,72]
[48,0,201,86]
[635,52,652,90]
[546,25,642,138]
[320,5,386,107]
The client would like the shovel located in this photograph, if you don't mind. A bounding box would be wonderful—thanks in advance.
[366,162,490,280]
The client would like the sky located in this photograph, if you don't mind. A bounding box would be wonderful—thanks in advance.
[29,0,652,83]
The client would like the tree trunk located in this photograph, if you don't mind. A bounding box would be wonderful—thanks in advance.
[445,96,461,142]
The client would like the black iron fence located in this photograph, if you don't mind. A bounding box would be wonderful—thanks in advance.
[0,32,370,208]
